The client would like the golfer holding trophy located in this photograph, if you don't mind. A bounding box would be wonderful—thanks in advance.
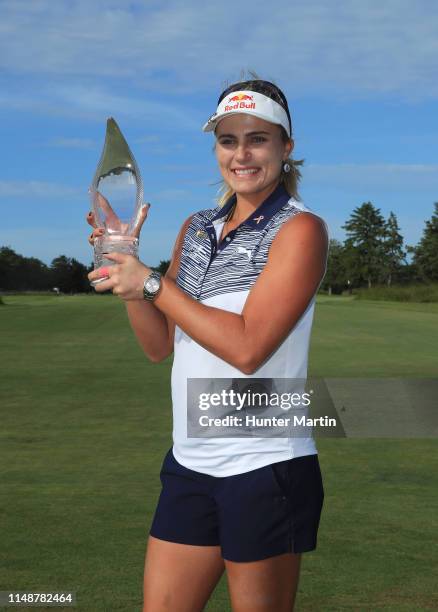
[87,78,329,612]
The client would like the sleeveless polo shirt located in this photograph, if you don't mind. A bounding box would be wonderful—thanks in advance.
[171,183,328,476]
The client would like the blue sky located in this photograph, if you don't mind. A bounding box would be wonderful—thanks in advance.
[1,0,438,267]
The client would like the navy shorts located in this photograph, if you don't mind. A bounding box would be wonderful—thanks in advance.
[149,447,324,562]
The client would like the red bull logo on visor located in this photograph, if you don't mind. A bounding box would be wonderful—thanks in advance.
[225,94,256,112]
[227,94,254,103]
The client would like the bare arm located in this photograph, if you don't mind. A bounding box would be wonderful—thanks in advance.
[124,215,193,362]
[153,212,328,373]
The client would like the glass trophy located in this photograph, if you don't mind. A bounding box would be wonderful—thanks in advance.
[89,117,144,285]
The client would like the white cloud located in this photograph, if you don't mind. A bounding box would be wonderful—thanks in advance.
[0,81,200,127]
[41,129,187,158]
[303,163,438,192]
[46,137,96,149]
[0,180,80,198]
[1,1,438,99]
[132,135,161,144]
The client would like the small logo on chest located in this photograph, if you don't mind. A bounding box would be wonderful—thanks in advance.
[236,246,252,260]
[253,215,265,224]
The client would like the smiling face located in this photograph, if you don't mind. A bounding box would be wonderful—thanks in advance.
[215,114,293,200]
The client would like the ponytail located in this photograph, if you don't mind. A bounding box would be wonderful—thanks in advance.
[280,156,304,202]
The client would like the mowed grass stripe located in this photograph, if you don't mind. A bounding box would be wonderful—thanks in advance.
[311,297,438,377]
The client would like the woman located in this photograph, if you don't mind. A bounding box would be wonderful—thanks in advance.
[87,78,329,612]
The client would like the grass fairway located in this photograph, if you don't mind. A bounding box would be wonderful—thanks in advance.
[1,294,437,611]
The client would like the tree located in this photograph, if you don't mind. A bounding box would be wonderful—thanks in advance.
[70,258,91,293]
[50,256,90,293]
[0,246,23,290]
[321,239,347,295]
[0,246,51,291]
[407,203,438,282]
[342,202,387,288]
[381,211,407,286]
[153,260,171,275]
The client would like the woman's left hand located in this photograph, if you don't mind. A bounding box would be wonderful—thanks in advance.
[88,252,152,301]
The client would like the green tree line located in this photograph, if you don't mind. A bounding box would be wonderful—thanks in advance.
[0,250,92,293]
[0,248,172,294]
[322,201,437,294]
[1,201,437,294]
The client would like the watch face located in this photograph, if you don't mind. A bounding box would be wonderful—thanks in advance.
[146,277,160,293]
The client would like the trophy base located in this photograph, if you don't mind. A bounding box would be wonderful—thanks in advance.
[92,234,139,287]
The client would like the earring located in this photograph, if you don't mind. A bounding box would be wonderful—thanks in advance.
[283,162,291,173]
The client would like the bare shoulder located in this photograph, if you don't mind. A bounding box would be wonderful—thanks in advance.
[271,210,328,254]
[280,210,328,238]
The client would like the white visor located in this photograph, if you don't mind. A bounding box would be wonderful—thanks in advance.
[202,90,291,137]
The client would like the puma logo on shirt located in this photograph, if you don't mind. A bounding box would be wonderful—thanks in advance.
[236,246,252,260]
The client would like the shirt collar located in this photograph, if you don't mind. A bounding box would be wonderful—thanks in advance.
[210,182,291,230]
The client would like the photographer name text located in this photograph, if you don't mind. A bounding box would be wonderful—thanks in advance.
[198,415,337,427]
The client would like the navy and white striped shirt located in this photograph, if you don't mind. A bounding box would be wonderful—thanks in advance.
[171,183,328,476]
[177,183,305,300]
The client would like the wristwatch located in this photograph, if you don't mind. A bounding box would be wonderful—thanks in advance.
[143,271,162,301]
